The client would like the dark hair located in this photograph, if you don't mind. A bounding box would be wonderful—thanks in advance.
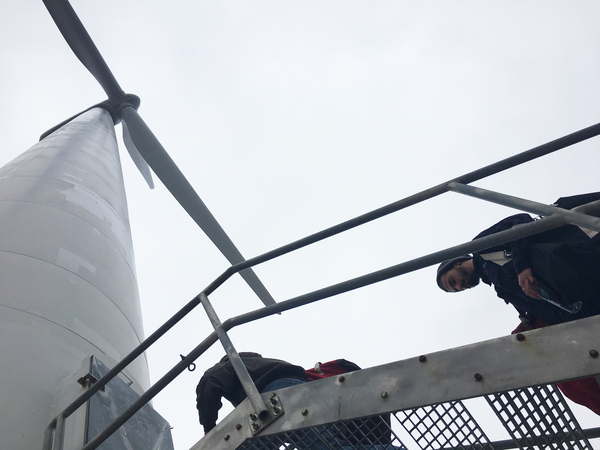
[436,255,472,291]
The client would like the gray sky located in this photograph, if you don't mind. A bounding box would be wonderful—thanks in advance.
[2,1,600,448]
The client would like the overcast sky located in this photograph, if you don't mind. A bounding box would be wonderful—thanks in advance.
[2,1,600,449]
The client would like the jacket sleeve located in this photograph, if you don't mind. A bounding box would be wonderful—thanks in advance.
[474,214,534,275]
[196,365,236,433]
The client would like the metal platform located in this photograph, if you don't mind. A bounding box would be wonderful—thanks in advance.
[192,316,600,450]
[223,385,595,450]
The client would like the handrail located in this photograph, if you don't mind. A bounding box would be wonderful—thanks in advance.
[42,120,600,449]
[204,121,600,296]
[81,206,600,450]
[43,296,204,449]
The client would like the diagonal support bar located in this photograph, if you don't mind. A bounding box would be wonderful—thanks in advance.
[199,293,271,428]
[447,182,600,231]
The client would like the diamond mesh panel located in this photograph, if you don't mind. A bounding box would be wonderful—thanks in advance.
[485,384,592,450]
[237,413,406,449]
[394,401,495,450]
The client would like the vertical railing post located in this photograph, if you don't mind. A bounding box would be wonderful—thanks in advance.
[42,418,57,450]
[199,293,270,421]
[55,415,65,450]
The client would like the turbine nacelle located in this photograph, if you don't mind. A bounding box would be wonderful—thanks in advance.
[40,93,140,138]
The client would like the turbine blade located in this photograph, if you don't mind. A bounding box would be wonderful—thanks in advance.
[42,0,124,101]
[120,105,276,307]
[122,121,155,188]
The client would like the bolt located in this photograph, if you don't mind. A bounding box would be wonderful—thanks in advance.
[474,373,483,381]
[249,413,258,422]
[236,424,242,431]
[252,422,261,431]
[338,375,345,382]
[273,406,282,415]
[270,396,278,406]
[381,391,388,399]
[224,435,230,441]
[590,349,599,358]
[419,355,427,363]
[516,333,525,342]
[270,392,277,398]
[302,408,308,416]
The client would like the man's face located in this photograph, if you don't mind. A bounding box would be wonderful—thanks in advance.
[440,261,480,292]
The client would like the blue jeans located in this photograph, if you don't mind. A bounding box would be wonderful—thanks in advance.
[263,377,306,392]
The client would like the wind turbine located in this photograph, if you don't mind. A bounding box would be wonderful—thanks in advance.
[42,0,275,308]
[0,0,275,448]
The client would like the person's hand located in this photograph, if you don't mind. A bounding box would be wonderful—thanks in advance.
[518,268,541,299]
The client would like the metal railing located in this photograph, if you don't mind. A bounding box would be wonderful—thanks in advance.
[42,120,600,450]
[192,315,600,450]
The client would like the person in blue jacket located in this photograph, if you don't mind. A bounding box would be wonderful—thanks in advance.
[436,193,600,325]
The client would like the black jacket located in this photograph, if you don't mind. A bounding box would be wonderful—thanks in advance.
[472,193,600,325]
[196,352,308,432]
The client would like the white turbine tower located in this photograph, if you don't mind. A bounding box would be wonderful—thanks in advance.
[0,108,151,449]
[0,0,275,448]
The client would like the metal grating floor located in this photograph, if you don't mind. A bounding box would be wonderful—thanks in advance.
[486,385,593,449]
[237,414,405,449]
[233,384,594,450]
[394,400,494,450]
